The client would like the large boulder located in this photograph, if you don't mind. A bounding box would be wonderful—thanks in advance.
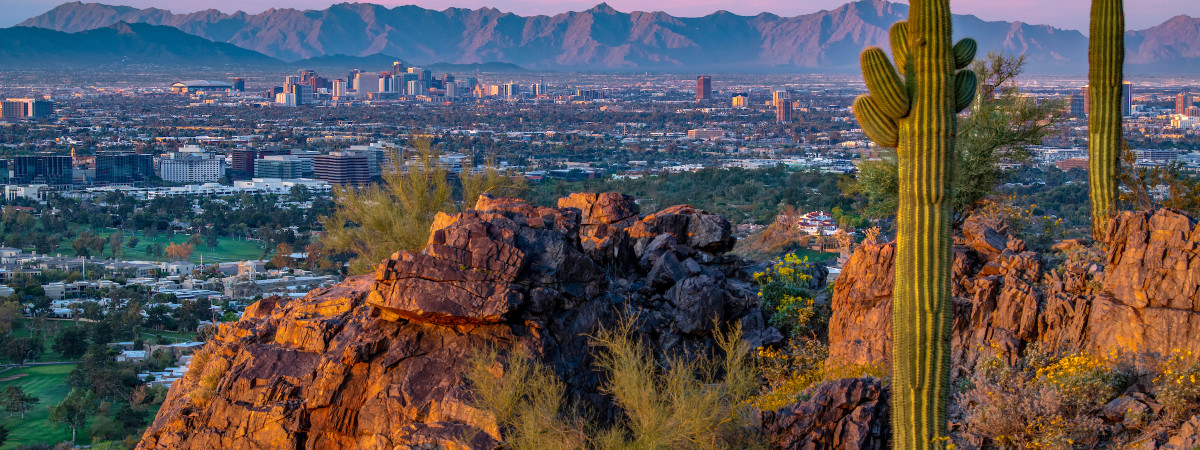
[139,194,763,449]
[760,377,890,450]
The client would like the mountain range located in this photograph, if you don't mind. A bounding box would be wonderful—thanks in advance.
[11,0,1200,73]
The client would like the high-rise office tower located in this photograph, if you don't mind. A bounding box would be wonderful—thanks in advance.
[774,90,792,123]
[95,151,155,184]
[313,152,370,185]
[355,72,379,94]
[696,76,711,101]
[1178,91,1193,115]
[332,79,347,99]
[446,83,459,98]
[504,82,520,98]
[12,154,72,185]
[231,77,245,92]
[392,61,405,76]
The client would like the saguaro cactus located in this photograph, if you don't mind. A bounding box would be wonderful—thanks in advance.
[851,0,975,447]
[1088,0,1124,238]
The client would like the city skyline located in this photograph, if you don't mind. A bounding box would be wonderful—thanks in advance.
[4,0,1198,32]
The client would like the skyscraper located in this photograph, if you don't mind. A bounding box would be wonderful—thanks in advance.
[392,61,405,76]
[774,90,792,123]
[1177,91,1192,116]
[231,77,245,92]
[696,76,711,101]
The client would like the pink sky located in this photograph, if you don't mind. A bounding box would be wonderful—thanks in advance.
[7,0,1198,31]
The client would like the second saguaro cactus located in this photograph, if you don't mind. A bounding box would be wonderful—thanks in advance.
[1088,0,1124,238]
[851,0,975,447]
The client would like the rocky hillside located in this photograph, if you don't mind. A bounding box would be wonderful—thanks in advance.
[21,0,1197,72]
[139,197,1200,448]
[137,193,784,448]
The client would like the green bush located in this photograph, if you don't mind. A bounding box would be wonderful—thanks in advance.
[753,253,826,337]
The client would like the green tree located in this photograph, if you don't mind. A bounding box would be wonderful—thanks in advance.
[107,232,124,258]
[320,138,523,274]
[843,52,1063,227]
[53,326,89,358]
[4,337,41,366]
[2,386,38,419]
[48,388,98,444]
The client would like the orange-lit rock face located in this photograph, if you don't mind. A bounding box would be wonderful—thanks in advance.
[139,193,770,449]
[827,209,1200,380]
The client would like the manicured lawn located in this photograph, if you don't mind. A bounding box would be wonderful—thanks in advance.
[0,364,77,448]
[139,329,198,343]
[50,226,266,264]
[789,248,839,263]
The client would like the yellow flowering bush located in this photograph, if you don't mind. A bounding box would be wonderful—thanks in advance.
[750,338,887,411]
[1154,348,1200,421]
[753,253,824,337]
[1034,351,1123,410]
[962,350,1120,448]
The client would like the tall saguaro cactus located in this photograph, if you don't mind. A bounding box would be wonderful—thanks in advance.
[851,0,975,447]
[1088,0,1124,238]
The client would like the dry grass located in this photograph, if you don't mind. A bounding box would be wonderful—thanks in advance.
[466,317,762,449]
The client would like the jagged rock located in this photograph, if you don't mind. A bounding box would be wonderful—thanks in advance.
[760,377,890,450]
[828,208,1200,379]
[139,194,762,449]
[1084,209,1200,356]
[1163,416,1200,449]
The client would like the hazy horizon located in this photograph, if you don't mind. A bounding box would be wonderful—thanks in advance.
[4,0,1198,32]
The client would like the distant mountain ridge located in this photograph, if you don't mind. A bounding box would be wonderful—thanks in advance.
[15,0,1200,73]
[0,21,281,68]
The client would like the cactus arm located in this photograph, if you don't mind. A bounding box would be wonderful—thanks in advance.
[955,70,978,112]
[890,22,910,73]
[861,47,911,119]
[1088,0,1124,238]
[854,95,900,148]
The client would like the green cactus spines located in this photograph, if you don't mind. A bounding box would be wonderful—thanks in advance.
[1088,0,1124,238]
[854,95,900,148]
[890,21,910,72]
[953,38,977,70]
[850,0,972,447]
[955,70,978,112]
[861,47,911,119]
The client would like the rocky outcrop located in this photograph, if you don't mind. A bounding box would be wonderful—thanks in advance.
[828,209,1200,376]
[138,194,767,449]
[760,377,890,449]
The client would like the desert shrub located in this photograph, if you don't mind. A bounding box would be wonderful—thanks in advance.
[751,338,887,411]
[466,318,761,449]
[465,347,585,449]
[1155,349,1200,421]
[1034,351,1123,411]
[185,349,230,407]
[960,350,1124,448]
[754,253,826,337]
